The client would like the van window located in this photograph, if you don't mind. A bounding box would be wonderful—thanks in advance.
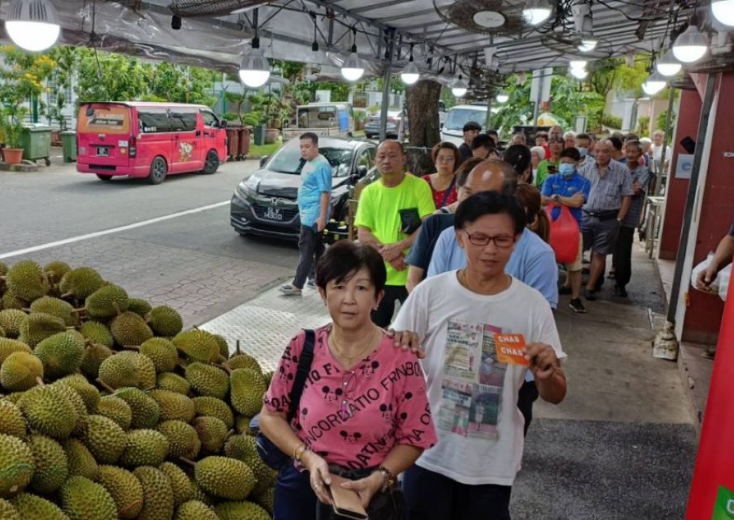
[201,111,220,128]
[444,108,487,132]
[298,106,337,129]
[170,110,198,132]
[78,105,131,134]
[138,109,171,133]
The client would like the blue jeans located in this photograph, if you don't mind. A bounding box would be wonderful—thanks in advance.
[274,464,333,520]
[403,465,512,520]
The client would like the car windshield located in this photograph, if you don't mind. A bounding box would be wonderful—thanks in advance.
[445,108,487,131]
[267,145,354,177]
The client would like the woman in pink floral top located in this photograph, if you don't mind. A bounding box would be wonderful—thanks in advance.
[422,142,460,209]
[260,241,437,520]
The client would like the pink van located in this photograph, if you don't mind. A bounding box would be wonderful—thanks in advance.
[77,102,228,184]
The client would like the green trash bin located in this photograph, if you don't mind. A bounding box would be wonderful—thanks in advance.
[20,125,52,166]
[61,131,77,163]
[253,124,267,146]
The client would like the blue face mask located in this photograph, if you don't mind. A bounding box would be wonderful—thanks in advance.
[577,147,588,158]
[559,163,576,177]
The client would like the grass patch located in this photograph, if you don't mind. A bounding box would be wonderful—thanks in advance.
[249,140,283,159]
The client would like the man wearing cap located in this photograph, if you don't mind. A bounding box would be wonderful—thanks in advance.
[460,122,482,163]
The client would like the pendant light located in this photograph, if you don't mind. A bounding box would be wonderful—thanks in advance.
[642,71,667,96]
[711,0,734,27]
[569,67,588,80]
[569,59,588,70]
[6,0,61,52]
[239,38,271,88]
[496,91,509,103]
[655,50,682,77]
[451,76,468,98]
[578,37,598,52]
[341,28,365,82]
[401,45,420,85]
[522,0,552,26]
[672,16,709,63]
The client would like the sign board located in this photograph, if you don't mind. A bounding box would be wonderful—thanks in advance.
[315,90,331,103]
[676,153,695,179]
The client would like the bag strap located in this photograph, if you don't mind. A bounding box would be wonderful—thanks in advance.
[286,329,316,422]
[439,176,457,207]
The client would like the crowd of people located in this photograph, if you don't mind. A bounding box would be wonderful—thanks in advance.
[263,124,661,519]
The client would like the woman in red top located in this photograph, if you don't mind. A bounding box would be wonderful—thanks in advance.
[260,241,437,520]
[422,142,460,209]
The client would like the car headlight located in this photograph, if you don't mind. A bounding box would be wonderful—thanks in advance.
[236,181,257,200]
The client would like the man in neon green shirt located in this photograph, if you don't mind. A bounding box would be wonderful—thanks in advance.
[534,136,563,189]
[355,140,435,326]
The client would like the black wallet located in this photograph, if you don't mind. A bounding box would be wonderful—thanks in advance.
[399,208,422,235]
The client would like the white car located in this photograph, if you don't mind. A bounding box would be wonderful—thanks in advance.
[440,104,489,146]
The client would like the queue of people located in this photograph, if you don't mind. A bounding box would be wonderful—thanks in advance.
[264,122,661,519]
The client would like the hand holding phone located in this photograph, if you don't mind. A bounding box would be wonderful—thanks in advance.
[329,475,369,520]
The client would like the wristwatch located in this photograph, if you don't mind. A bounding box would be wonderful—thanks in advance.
[376,466,396,492]
[553,194,561,203]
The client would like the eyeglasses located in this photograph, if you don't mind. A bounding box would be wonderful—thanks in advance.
[436,156,456,163]
[339,370,358,420]
[462,230,515,248]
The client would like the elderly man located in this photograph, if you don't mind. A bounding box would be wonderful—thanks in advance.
[651,130,672,176]
[580,139,634,301]
[550,125,564,141]
[355,140,435,326]
[575,132,595,169]
[564,131,576,149]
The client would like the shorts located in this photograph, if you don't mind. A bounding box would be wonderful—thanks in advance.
[583,215,620,256]
[565,233,584,271]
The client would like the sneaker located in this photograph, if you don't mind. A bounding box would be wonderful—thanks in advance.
[306,278,316,288]
[614,285,628,298]
[569,298,587,313]
[279,284,302,296]
[559,286,572,295]
[584,289,597,301]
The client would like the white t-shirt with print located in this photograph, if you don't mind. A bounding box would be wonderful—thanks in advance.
[393,271,565,486]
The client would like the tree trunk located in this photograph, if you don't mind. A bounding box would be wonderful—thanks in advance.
[406,80,442,148]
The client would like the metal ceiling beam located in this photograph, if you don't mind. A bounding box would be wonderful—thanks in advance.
[351,0,417,15]
[373,7,446,22]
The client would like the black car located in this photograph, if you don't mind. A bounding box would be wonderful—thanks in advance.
[231,137,376,241]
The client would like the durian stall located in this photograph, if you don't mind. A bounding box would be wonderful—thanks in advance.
[0,259,275,520]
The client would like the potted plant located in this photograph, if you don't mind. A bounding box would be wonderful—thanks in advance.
[1,108,25,165]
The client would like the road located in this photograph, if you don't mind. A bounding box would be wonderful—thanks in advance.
[0,153,299,326]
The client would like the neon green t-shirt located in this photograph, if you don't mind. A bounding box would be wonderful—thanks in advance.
[355,173,436,286]
[535,159,559,188]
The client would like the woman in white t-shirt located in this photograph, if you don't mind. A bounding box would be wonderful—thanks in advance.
[393,191,567,520]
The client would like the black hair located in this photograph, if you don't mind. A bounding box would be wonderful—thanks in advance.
[625,140,642,152]
[503,145,532,175]
[576,133,591,142]
[377,139,405,155]
[454,191,526,235]
[316,241,386,297]
[463,121,482,133]
[608,136,623,151]
[455,157,484,188]
[487,130,499,138]
[300,132,319,145]
[471,134,495,151]
[560,147,581,161]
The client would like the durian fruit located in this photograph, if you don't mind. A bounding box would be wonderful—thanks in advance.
[0,400,27,439]
[155,420,201,460]
[146,306,183,337]
[6,260,48,302]
[119,429,169,468]
[11,493,69,520]
[189,479,214,506]
[157,372,190,395]
[78,321,114,349]
[27,434,68,494]
[230,368,267,417]
[0,338,32,363]
[133,466,175,520]
[29,297,76,326]
[97,396,132,431]
[110,312,153,347]
[192,416,229,453]
[159,462,194,507]
[80,415,126,464]
[98,354,138,390]
[51,383,88,436]
[80,343,113,379]
[149,389,196,422]
[55,374,100,413]
[112,387,160,429]
[2,291,26,311]
[127,298,152,317]
[19,313,66,348]
[59,268,105,300]
[252,486,275,515]
[224,435,277,495]
[97,465,144,520]
[262,370,274,387]
[227,352,262,374]
[35,332,85,380]
[0,326,4,338]
[193,396,234,429]
[63,439,98,480]
[0,498,20,520]
[212,334,230,359]
[59,476,118,520]
[0,351,43,391]
[214,501,272,520]
[0,311,27,340]
[194,456,255,501]
[175,500,219,520]
[44,261,72,287]
[17,385,79,439]
[0,433,35,498]
[172,330,222,363]
[114,351,156,389]
[235,416,254,436]
[185,362,229,400]
[140,338,178,373]
[85,285,129,320]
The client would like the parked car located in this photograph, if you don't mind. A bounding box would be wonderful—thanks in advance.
[282,103,355,142]
[76,102,227,184]
[231,137,376,241]
[364,110,407,139]
[440,104,488,146]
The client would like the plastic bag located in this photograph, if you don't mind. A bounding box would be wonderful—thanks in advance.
[545,204,580,264]
[690,253,721,293]
[719,264,731,302]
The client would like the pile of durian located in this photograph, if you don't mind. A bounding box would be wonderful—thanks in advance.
[0,260,276,520]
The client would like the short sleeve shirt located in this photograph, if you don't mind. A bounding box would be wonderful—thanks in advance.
[729,214,734,237]
[581,160,635,212]
[459,143,473,163]
[298,155,333,227]
[421,175,458,209]
[541,173,591,227]
[263,326,438,469]
[354,173,436,286]
[534,159,559,188]
[621,165,651,229]
[405,213,456,271]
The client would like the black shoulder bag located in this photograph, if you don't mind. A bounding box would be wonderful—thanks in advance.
[254,329,316,470]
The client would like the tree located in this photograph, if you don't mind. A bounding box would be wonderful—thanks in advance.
[75,50,149,103]
[47,46,78,129]
[405,79,441,147]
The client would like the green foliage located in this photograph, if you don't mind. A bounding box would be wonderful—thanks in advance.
[655,109,676,135]
[589,56,650,99]
[272,60,304,83]
[490,75,534,135]
[601,114,623,130]
[548,73,605,131]
[637,116,651,136]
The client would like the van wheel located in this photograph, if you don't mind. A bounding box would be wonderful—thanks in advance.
[148,156,168,185]
[202,150,219,174]
[97,174,113,181]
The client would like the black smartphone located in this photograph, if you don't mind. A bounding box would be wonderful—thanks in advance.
[680,136,696,154]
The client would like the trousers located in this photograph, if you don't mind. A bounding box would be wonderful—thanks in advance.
[612,225,635,288]
[294,225,325,289]
[372,285,408,328]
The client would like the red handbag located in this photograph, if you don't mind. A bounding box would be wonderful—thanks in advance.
[545,203,580,263]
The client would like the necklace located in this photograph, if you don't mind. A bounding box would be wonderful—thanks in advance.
[460,269,511,295]
[329,327,379,364]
